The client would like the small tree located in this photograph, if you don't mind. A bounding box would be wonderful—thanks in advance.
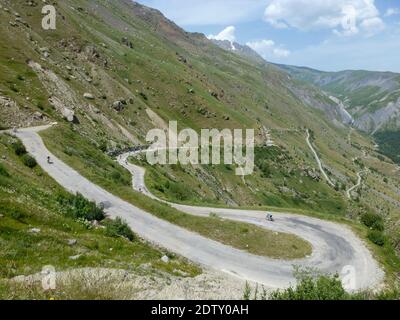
[21,154,37,168]
[361,212,384,231]
[57,193,105,221]
[367,230,386,246]
[12,141,27,156]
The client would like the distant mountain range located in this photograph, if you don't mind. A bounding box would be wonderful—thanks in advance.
[276,64,400,134]
[209,39,266,65]
[211,39,400,136]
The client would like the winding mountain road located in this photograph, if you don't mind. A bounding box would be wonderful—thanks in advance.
[346,171,367,199]
[9,125,384,290]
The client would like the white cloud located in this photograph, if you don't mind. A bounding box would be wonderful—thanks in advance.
[385,8,400,17]
[246,39,291,60]
[264,0,384,36]
[208,26,236,42]
[272,48,291,58]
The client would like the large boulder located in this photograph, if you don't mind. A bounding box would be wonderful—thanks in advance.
[49,97,77,123]
[83,93,95,100]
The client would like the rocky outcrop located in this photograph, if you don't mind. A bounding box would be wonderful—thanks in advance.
[83,93,95,100]
[49,96,76,123]
[112,99,127,112]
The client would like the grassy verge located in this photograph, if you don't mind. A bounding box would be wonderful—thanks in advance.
[40,125,312,260]
[0,274,133,300]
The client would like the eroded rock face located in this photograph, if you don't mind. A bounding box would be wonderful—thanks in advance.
[28,60,79,111]
[0,96,17,108]
[0,95,47,127]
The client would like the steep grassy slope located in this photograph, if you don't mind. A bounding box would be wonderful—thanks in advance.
[0,0,400,283]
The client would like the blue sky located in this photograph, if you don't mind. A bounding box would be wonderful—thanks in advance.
[136,0,400,72]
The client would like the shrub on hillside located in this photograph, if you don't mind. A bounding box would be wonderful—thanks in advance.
[21,154,37,168]
[12,141,27,156]
[109,170,129,186]
[267,269,364,300]
[361,212,384,231]
[104,217,135,241]
[168,182,190,201]
[57,193,105,221]
[367,230,386,246]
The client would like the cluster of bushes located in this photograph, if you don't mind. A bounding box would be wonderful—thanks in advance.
[56,193,136,242]
[11,141,26,156]
[11,141,37,169]
[361,212,384,231]
[104,217,135,242]
[152,176,191,201]
[255,146,293,179]
[56,193,105,221]
[361,212,386,246]
[367,230,386,246]
[21,154,37,168]
[269,273,355,300]
[245,268,400,300]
